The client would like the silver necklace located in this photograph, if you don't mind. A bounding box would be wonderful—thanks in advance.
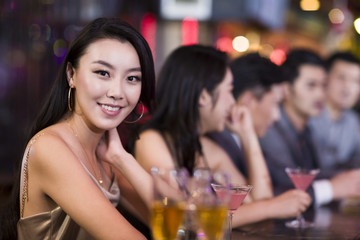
[67,122,103,185]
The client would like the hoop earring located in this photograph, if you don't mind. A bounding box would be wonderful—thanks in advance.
[124,101,144,124]
[68,87,73,111]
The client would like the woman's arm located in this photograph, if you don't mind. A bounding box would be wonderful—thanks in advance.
[96,128,153,210]
[226,105,273,200]
[232,189,312,227]
[114,168,150,225]
[28,133,146,240]
[200,137,252,203]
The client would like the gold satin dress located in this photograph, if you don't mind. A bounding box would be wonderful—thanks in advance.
[17,134,120,240]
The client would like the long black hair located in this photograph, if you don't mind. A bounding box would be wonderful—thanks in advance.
[0,17,155,240]
[139,45,228,174]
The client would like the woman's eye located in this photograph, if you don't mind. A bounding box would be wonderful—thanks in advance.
[127,76,141,82]
[95,70,110,77]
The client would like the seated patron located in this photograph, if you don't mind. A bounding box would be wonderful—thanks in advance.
[207,53,282,178]
[134,45,311,227]
[260,49,360,206]
[310,51,360,175]
[1,18,155,240]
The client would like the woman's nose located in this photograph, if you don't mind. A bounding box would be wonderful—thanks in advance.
[107,79,124,99]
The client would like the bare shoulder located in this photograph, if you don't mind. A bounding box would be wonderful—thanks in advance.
[136,129,167,150]
[138,129,163,141]
[201,136,227,156]
[201,136,230,166]
[135,129,174,171]
[26,127,76,174]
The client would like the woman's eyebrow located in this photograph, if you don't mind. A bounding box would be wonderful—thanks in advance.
[126,67,141,73]
[92,60,114,70]
[92,60,141,73]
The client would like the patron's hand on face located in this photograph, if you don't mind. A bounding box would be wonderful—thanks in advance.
[226,105,256,137]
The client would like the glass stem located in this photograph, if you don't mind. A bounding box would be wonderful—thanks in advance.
[297,213,305,227]
[227,212,233,240]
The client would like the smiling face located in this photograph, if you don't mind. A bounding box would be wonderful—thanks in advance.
[199,68,235,133]
[68,38,142,131]
[285,64,327,118]
[326,60,360,111]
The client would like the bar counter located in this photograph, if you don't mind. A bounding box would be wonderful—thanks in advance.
[232,199,360,239]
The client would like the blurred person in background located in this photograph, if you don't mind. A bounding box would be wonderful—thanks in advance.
[310,52,360,175]
[260,49,360,207]
[134,45,311,228]
[207,52,282,178]
[1,18,156,240]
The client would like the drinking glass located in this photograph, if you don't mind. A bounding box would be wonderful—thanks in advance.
[189,169,230,240]
[285,167,320,228]
[150,167,188,240]
[212,183,252,239]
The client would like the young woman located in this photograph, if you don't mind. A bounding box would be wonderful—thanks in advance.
[2,18,155,239]
[134,45,312,227]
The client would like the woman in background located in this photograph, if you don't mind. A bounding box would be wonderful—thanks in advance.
[134,44,311,227]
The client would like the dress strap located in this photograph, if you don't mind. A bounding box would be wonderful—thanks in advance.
[201,153,210,170]
[160,132,181,169]
[20,132,45,218]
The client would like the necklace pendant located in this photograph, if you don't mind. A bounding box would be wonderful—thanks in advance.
[98,179,103,185]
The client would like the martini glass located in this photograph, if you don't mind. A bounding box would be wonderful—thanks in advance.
[212,184,252,239]
[285,167,320,229]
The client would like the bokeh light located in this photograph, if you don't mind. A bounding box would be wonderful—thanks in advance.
[53,39,67,58]
[216,36,233,54]
[182,17,199,45]
[232,36,249,53]
[270,49,286,66]
[300,0,320,11]
[141,13,157,58]
[329,8,345,24]
[354,18,360,35]
[45,24,52,42]
[53,39,67,64]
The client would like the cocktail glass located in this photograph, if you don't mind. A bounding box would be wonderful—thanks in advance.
[285,167,320,229]
[150,167,188,240]
[212,184,252,240]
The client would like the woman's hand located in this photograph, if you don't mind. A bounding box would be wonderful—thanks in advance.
[96,128,131,166]
[97,128,154,209]
[267,189,312,219]
[226,105,256,138]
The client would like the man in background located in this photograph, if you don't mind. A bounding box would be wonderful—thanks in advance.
[260,49,360,206]
[310,52,360,175]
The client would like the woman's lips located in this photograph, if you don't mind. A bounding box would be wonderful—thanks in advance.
[99,103,122,116]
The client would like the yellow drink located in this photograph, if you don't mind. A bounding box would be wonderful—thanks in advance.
[151,201,185,240]
[195,205,228,240]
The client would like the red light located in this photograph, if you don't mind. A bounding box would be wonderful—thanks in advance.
[141,13,157,60]
[182,17,198,45]
[270,49,286,66]
[216,37,233,54]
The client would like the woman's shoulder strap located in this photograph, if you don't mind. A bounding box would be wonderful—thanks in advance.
[20,132,45,218]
